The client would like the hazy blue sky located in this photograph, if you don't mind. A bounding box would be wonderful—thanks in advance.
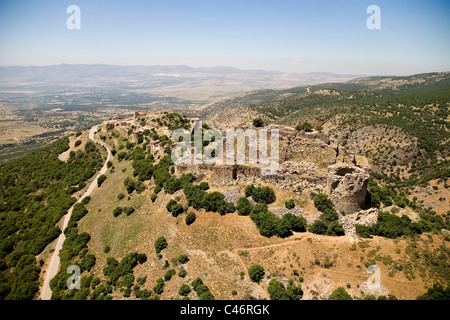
[0,0,449,75]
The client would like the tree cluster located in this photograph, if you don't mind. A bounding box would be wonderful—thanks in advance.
[245,184,276,204]
[308,194,345,236]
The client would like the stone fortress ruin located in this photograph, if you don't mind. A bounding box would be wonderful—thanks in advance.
[101,111,371,215]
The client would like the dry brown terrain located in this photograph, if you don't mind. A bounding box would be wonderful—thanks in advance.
[76,151,446,300]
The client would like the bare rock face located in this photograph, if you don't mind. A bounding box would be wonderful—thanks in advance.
[339,207,379,240]
[327,163,371,214]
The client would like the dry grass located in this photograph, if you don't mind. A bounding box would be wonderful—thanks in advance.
[76,153,446,300]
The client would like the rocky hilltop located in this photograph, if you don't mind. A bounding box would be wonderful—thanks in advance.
[102,111,372,226]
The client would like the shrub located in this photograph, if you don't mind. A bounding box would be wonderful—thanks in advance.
[253,118,264,127]
[236,197,252,216]
[74,140,82,147]
[195,284,210,295]
[154,236,168,254]
[150,193,157,202]
[356,211,430,239]
[166,200,184,217]
[117,193,125,200]
[153,278,165,295]
[287,283,303,300]
[313,193,339,225]
[245,184,276,204]
[327,221,345,236]
[355,224,372,238]
[296,122,313,132]
[179,268,187,278]
[308,220,328,235]
[199,182,209,190]
[80,254,96,272]
[267,279,289,300]
[97,174,107,187]
[328,287,352,300]
[198,291,214,300]
[248,264,265,283]
[179,284,191,296]
[81,196,91,205]
[123,207,135,216]
[112,207,123,217]
[185,212,196,225]
[191,278,203,291]
[173,254,189,265]
[282,213,307,232]
[71,203,89,222]
[275,219,292,238]
[245,184,255,197]
[164,269,176,281]
[313,193,334,213]
[285,199,295,209]
[417,284,450,300]
[124,177,144,194]
[321,208,339,224]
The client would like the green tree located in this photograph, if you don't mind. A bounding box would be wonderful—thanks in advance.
[282,213,307,232]
[198,291,214,300]
[236,196,252,216]
[112,207,123,217]
[123,207,135,216]
[154,236,168,254]
[267,279,289,300]
[327,221,345,236]
[164,269,176,281]
[97,174,107,187]
[153,278,165,295]
[179,284,191,296]
[417,284,450,300]
[287,284,303,300]
[328,287,353,300]
[191,278,203,291]
[185,212,196,225]
[285,199,295,209]
[253,118,264,127]
[248,264,265,283]
[308,220,328,235]
[313,193,334,213]
[296,122,313,132]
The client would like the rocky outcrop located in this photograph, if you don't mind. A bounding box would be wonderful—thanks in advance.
[220,188,243,206]
[271,207,304,218]
[339,207,378,240]
[327,163,371,214]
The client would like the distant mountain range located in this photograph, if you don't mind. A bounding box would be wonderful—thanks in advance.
[0,64,361,85]
[0,64,364,104]
[0,64,357,87]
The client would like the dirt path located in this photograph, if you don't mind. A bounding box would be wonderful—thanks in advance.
[230,233,367,299]
[231,237,304,300]
[40,125,112,300]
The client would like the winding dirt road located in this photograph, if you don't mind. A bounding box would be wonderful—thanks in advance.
[40,125,112,300]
